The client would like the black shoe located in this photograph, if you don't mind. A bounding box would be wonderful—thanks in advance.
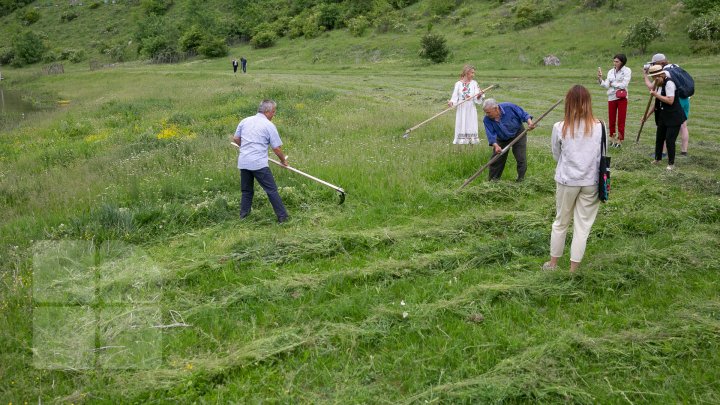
[680,151,688,157]
[277,217,288,224]
[515,177,525,183]
[240,212,250,219]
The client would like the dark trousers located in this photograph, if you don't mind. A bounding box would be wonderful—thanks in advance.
[608,98,627,141]
[241,62,246,73]
[489,132,527,181]
[655,124,680,165]
[240,167,288,221]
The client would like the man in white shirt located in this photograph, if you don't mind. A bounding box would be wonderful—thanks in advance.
[232,99,289,223]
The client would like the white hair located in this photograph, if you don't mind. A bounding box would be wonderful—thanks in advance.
[258,99,277,113]
[483,98,499,110]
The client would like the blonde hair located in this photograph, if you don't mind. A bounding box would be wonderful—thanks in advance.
[459,64,475,80]
[562,85,595,138]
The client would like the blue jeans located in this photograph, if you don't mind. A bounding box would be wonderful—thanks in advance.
[240,167,288,221]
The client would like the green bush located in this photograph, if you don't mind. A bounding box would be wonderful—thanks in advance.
[42,50,59,63]
[11,31,46,67]
[0,47,14,65]
[21,8,40,25]
[347,15,370,37]
[683,0,720,16]
[427,0,456,16]
[141,0,173,15]
[60,11,78,22]
[89,1,101,9]
[107,44,128,62]
[374,11,407,34]
[419,32,449,63]
[622,17,663,53]
[303,12,325,39]
[513,3,554,29]
[60,48,86,63]
[250,30,277,49]
[180,25,204,53]
[688,13,720,41]
[198,36,228,58]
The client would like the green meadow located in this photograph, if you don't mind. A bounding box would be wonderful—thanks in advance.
[2,0,720,402]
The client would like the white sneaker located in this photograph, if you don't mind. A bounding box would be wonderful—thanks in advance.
[666,165,674,171]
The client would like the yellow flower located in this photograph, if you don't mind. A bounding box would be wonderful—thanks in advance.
[185,362,193,370]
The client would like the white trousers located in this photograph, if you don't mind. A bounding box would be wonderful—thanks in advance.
[550,183,600,263]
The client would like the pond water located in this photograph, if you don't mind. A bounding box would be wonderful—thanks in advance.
[0,86,47,129]
[1,87,40,114]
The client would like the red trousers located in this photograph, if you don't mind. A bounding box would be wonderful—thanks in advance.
[608,98,627,141]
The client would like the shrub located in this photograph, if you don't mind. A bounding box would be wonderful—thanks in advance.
[688,13,720,41]
[61,48,86,63]
[316,3,342,29]
[251,30,277,49]
[107,44,128,62]
[690,39,720,54]
[419,32,449,63]
[622,17,663,53]
[513,3,554,29]
[374,11,406,34]
[0,47,14,65]
[198,36,228,58]
[21,8,40,25]
[60,11,78,22]
[303,12,325,39]
[89,2,101,9]
[11,31,46,67]
[428,0,456,16]
[42,50,59,63]
[141,0,173,15]
[348,15,370,37]
[683,0,720,16]
[179,25,204,53]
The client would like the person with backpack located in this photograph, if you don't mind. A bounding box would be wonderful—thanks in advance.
[646,65,686,171]
[643,54,693,156]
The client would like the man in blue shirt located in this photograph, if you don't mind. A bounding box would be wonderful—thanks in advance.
[233,99,289,223]
[482,98,536,181]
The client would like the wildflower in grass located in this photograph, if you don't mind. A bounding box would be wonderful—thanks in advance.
[157,123,180,140]
[84,130,109,143]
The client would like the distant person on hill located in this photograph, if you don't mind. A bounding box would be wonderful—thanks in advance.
[232,99,289,223]
[643,53,690,156]
[448,64,485,145]
[232,59,239,75]
[597,53,631,148]
[240,56,247,73]
[646,65,685,171]
[544,85,604,273]
[482,98,535,182]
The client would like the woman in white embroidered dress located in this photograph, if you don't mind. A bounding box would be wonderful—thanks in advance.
[448,65,485,144]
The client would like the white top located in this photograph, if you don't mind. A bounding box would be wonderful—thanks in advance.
[233,113,283,170]
[663,80,676,98]
[600,66,632,101]
[551,120,605,187]
[449,80,484,106]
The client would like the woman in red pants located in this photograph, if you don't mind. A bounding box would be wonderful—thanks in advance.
[598,53,631,148]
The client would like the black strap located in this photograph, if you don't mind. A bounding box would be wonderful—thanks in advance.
[600,120,607,156]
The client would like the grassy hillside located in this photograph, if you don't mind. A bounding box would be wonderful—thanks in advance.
[2,0,720,403]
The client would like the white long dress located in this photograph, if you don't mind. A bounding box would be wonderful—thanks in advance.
[450,80,484,144]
